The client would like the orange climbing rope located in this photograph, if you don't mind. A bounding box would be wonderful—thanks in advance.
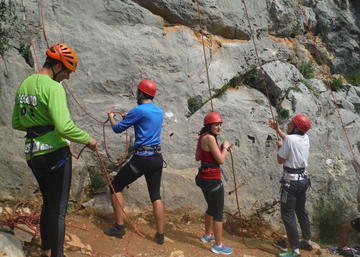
[195,0,214,112]
[194,0,242,215]
[21,1,141,255]
[94,148,144,238]
[102,111,130,165]
[241,0,278,125]
[35,0,130,164]
[64,83,130,164]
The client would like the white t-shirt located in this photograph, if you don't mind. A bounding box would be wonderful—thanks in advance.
[278,134,309,169]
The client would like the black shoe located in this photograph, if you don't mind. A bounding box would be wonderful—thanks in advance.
[104,224,125,238]
[155,232,164,245]
[273,239,288,251]
[299,241,313,251]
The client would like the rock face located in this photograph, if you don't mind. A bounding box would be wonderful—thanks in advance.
[314,0,360,73]
[1,0,360,230]
[0,232,26,257]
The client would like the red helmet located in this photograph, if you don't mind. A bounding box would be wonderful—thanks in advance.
[204,112,224,125]
[291,114,311,133]
[46,43,78,72]
[137,80,157,97]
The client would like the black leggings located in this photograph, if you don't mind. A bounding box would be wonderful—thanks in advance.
[27,147,71,257]
[196,177,224,222]
[112,154,163,202]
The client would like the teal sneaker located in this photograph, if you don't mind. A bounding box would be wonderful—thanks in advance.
[278,250,300,257]
[211,244,233,255]
[201,234,215,243]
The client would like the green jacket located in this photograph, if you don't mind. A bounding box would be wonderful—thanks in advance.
[12,74,90,159]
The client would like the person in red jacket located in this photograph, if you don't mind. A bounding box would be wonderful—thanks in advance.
[195,112,233,255]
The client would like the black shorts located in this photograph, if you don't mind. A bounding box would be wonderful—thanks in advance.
[112,153,163,202]
[351,217,360,232]
[195,176,224,222]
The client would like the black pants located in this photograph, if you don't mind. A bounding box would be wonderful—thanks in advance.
[280,177,311,249]
[196,177,224,222]
[112,153,163,202]
[27,147,71,257]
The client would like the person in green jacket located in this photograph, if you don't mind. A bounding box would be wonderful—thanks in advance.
[12,43,97,257]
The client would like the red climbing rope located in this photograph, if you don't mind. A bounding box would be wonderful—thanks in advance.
[19,1,141,255]
[94,148,144,238]
[103,111,130,165]
[195,0,242,214]
[241,0,278,125]
[195,0,214,112]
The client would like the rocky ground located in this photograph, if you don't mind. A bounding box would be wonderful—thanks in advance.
[18,208,330,257]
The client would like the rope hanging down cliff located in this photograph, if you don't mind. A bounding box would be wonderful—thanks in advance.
[37,0,130,164]
[299,3,360,178]
[22,1,143,255]
[195,0,242,216]
[194,0,286,244]
[240,0,278,132]
[195,0,214,112]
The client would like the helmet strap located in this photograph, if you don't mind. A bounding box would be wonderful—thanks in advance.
[51,64,66,82]
[289,126,303,135]
[288,126,296,135]
[50,66,56,79]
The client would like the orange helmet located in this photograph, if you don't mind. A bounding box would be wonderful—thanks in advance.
[291,114,311,133]
[204,112,224,125]
[137,80,157,97]
[46,43,78,72]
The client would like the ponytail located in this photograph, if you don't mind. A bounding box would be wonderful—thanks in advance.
[199,125,211,135]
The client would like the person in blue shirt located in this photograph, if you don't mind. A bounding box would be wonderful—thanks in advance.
[104,80,165,245]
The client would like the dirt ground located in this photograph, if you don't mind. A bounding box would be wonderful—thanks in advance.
[57,209,320,257]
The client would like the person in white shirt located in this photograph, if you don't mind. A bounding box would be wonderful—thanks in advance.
[269,115,312,257]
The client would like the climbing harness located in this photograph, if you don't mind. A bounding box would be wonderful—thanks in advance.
[200,162,220,169]
[25,125,55,157]
[21,1,140,256]
[195,0,242,214]
[135,145,161,152]
[134,145,161,156]
[283,166,305,174]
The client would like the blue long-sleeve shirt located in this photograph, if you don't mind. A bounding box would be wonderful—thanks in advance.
[112,102,163,147]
